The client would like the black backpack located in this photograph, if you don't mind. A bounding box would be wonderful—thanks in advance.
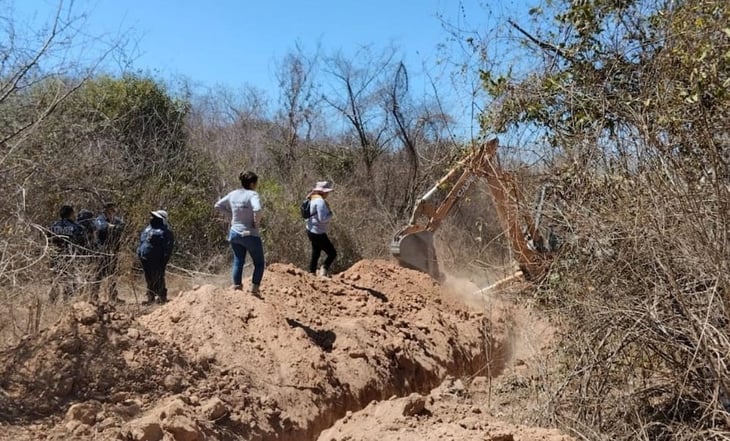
[300,199,312,219]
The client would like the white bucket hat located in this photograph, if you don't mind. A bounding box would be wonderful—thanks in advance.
[150,210,169,222]
[312,181,333,193]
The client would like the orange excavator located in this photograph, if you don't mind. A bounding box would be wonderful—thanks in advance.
[390,138,555,282]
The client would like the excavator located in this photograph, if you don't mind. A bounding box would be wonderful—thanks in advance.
[390,138,555,282]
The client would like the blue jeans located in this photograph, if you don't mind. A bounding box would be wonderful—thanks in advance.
[229,231,265,286]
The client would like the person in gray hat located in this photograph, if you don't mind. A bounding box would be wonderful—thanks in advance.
[136,210,175,304]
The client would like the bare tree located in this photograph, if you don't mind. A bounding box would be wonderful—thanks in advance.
[0,1,120,164]
[275,44,320,152]
[321,46,399,181]
[0,0,123,338]
[187,83,272,184]
[387,62,459,217]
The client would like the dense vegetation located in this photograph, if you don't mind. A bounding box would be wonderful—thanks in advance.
[477,0,729,439]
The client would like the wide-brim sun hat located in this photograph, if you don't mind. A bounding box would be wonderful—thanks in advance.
[150,210,169,221]
[312,181,333,193]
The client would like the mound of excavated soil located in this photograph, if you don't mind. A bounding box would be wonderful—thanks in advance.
[0,302,203,421]
[133,260,496,441]
[318,376,574,441]
[1,260,506,441]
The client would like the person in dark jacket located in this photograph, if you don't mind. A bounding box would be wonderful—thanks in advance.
[48,205,86,301]
[91,202,124,302]
[136,210,174,304]
[76,209,96,250]
[76,208,98,297]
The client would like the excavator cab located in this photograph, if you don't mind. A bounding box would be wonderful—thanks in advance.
[390,138,554,282]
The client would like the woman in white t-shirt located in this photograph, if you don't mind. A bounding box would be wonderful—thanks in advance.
[214,171,265,295]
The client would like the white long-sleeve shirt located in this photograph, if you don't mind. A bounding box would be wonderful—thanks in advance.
[306,195,332,234]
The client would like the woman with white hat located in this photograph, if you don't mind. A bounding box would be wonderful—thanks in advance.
[136,210,174,304]
[305,180,337,276]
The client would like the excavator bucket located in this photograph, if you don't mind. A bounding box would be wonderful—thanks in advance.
[390,230,441,280]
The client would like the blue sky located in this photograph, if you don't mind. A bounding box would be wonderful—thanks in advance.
[12,0,537,136]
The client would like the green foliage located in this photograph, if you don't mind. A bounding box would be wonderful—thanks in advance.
[73,75,190,176]
[127,148,220,266]
[476,0,730,438]
[7,74,219,266]
[479,70,510,97]
[254,178,310,267]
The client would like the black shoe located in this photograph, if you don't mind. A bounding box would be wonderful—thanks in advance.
[155,297,167,304]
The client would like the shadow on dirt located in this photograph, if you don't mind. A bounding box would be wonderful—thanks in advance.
[286,318,337,352]
[344,282,389,302]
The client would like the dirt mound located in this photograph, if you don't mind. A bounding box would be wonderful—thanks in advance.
[0,302,202,421]
[318,376,574,441]
[133,260,497,440]
[0,260,506,441]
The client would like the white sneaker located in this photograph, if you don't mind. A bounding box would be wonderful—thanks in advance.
[317,267,330,278]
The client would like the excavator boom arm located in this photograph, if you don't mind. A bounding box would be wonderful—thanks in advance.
[407,142,497,231]
[391,138,552,281]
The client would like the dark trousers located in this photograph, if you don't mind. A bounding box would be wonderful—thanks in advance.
[307,230,337,273]
[49,256,78,302]
[141,259,167,302]
[91,254,119,301]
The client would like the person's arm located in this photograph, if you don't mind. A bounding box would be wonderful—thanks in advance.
[95,217,109,243]
[214,193,231,214]
[251,192,263,226]
[315,199,332,222]
[73,223,86,246]
[136,228,147,258]
[163,230,174,264]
